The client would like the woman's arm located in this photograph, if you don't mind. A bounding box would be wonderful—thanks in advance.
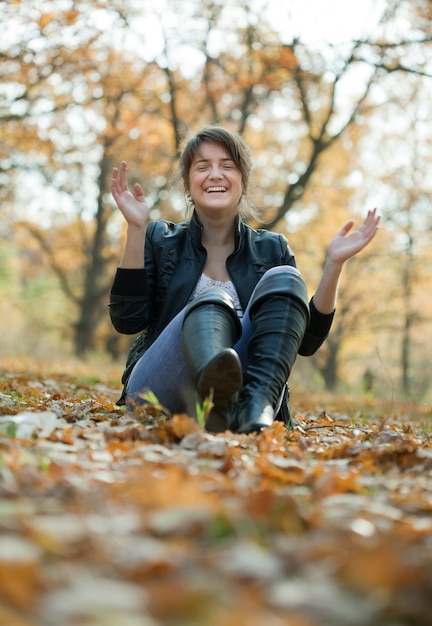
[312,208,380,314]
[298,209,380,356]
[111,161,150,268]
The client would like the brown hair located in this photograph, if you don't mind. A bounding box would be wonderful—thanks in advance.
[179,125,259,220]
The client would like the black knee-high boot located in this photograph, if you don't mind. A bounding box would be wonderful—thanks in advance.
[230,270,310,434]
[182,288,243,430]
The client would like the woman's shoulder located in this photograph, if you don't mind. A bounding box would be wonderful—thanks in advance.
[241,223,294,263]
[244,222,289,245]
[146,218,190,239]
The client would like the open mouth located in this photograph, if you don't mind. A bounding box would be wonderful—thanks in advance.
[206,187,227,193]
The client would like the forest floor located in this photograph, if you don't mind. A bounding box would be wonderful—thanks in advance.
[0,356,431,626]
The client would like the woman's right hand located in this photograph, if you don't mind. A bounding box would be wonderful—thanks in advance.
[111,161,150,228]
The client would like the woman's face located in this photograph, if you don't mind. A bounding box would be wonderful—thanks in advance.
[186,141,244,221]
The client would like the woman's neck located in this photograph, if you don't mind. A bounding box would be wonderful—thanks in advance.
[198,213,237,248]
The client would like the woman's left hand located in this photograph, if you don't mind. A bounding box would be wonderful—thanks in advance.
[327,208,380,266]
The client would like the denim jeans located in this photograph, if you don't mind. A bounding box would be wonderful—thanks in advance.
[126,265,302,415]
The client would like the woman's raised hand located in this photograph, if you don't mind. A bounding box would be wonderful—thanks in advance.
[311,209,380,314]
[111,161,150,228]
[326,208,380,267]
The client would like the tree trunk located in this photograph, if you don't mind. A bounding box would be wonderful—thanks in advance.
[317,340,339,391]
[73,148,114,356]
[400,236,414,397]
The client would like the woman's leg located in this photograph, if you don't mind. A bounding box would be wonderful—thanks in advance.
[232,265,310,433]
[127,266,305,426]
[126,309,195,415]
[181,288,243,416]
[234,265,304,365]
[127,285,243,418]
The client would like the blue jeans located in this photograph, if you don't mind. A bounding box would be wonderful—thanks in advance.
[126,265,302,415]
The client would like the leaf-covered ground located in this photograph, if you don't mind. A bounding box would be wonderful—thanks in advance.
[0,358,431,626]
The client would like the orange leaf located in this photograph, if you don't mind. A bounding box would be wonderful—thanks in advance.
[314,468,361,498]
[48,427,75,445]
[0,561,42,610]
[0,605,38,626]
[171,414,202,439]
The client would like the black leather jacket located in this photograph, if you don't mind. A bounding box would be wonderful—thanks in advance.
[110,212,334,406]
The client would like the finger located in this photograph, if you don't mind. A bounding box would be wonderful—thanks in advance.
[133,182,145,202]
[360,221,379,246]
[365,209,380,232]
[366,208,380,226]
[110,168,120,197]
[119,161,128,190]
[337,220,354,237]
[371,209,381,227]
[366,211,375,226]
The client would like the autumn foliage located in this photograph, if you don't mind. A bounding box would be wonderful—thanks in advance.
[2,0,432,398]
[0,358,431,625]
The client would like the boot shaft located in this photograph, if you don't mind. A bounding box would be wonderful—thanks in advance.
[231,268,310,433]
[182,287,242,377]
[181,287,243,428]
[245,294,309,404]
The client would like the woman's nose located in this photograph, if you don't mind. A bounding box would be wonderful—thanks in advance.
[209,166,223,178]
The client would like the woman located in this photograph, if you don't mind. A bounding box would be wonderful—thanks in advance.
[109,126,379,434]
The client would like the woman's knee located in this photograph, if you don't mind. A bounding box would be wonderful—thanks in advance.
[260,265,303,281]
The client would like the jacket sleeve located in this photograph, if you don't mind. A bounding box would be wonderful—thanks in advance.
[109,222,159,334]
[277,234,333,355]
[298,297,335,356]
[278,235,334,356]
[109,268,150,334]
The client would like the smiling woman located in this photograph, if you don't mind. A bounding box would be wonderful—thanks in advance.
[109,125,379,434]
[179,126,257,221]
[185,143,244,222]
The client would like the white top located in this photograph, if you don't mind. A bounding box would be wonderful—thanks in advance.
[192,273,244,319]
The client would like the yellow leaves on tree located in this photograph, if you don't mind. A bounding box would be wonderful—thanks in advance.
[38,10,79,30]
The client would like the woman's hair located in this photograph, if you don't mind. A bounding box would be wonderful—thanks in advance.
[179,125,260,220]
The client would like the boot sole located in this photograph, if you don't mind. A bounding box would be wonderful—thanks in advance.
[197,348,243,413]
[233,398,275,434]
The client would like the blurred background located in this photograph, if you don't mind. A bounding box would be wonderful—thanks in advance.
[1,0,431,402]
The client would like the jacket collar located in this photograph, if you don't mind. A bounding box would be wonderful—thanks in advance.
[188,210,204,242]
[188,210,245,251]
